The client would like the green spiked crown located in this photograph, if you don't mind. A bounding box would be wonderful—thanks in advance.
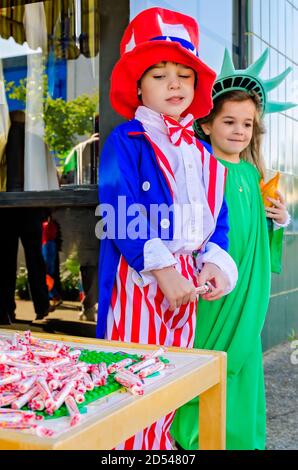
[213,48,295,114]
[194,48,296,138]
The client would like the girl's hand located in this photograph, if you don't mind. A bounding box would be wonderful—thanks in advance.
[265,191,288,224]
[151,266,197,311]
[197,262,229,301]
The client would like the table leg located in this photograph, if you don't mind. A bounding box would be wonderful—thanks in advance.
[199,354,227,450]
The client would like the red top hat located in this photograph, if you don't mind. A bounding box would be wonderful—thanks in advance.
[110,7,216,120]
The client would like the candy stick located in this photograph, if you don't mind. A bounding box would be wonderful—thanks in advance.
[53,367,75,381]
[0,410,38,427]
[65,395,81,426]
[23,330,31,344]
[34,425,54,437]
[0,354,7,364]
[0,421,33,429]
[11,333,20,347]
[0,339,11,348]
[52,381,75,410]
[36,377,55,405]
[25,423,54,437]
[48,379,61,391]
[18,375,37,394]
[90,366,106,386]
[82,372,94,391]
[30,394,45,411]
[4,360,42,369]
[107,358,134,373]
[115,369,143,386]
[76,382,86,394]
[41,357,70,368]
[0,410,38,428]
[95,363,108,386]
[31,349,59,358]
[141,347,167,360]
[68,350,81,363]
[0,350,25,358]
[126,384,144,396]
[11,385,40,409]
[75,363,89,373]
[138,361,165,378]
[58,344,70,354]
[0,393,20,407]
[0,372,23,386]
[70,389,85,404]
[195,281,213,295]
[128,357,158,373]
[114,373,144,396]
[114,370,143,388]
[24,332,61,352]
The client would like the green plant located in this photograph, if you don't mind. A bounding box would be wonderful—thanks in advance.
[5,75,98,165]
[44,94,97,160]
[5,78,29,104]
[288,329,298,342]
[60,253,81,301]
[15,266,30,300]
[15,255,82,302]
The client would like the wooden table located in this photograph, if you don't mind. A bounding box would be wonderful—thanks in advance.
[0,331,226,450]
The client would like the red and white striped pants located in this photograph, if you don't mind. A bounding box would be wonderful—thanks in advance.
[106,253,198,450]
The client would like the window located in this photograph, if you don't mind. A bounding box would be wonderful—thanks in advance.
[0,0,99,193]
[249,0,298,179]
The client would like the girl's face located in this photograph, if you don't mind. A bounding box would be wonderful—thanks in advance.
[201,99,256,162]
[139,62,195,121]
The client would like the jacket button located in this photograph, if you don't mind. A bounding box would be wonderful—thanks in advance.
[160,218,170,229]
[142,181,150,191]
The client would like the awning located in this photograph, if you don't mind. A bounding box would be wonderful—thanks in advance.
[0,0,99,59]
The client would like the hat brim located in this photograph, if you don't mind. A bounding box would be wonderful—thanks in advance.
[110,41,216,120]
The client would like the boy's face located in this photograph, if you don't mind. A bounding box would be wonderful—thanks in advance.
[138,62,195,121]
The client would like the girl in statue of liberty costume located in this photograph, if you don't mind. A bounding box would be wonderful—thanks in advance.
[171,49,296,450]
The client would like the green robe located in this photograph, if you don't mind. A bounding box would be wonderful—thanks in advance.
[171,159,271,450]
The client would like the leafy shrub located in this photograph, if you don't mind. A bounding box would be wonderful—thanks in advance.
[15,266,30,300]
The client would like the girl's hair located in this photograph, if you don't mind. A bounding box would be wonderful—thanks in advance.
[197,90,266,178]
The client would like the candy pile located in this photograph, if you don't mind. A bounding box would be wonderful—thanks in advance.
[0,331,86,433]
[0,331,170,437]
[113,349,168,396]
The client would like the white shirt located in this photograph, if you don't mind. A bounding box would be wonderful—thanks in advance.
[133,106,238,293]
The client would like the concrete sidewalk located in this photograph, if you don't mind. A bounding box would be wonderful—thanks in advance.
[15,299,83,323]
[264,341,298,450]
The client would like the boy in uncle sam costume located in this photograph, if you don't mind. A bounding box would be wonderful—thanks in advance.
[96,8,238,450]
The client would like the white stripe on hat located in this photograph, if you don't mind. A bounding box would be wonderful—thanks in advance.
[157,14,191,43]
[125,31,136,52]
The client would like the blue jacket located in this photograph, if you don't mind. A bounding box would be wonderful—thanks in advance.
[96,120,229,338]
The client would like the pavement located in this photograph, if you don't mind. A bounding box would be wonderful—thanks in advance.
[1,300,297,450]
[264,341,298,450]
[4,299,97,338]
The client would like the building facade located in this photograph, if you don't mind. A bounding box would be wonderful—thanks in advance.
[248,0,298,348]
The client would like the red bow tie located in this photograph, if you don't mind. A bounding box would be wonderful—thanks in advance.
[162,114,195,146]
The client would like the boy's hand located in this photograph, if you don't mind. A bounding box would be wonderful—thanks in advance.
[265,191,288,225]
[151,266,197,311]
[197,262,229,301]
